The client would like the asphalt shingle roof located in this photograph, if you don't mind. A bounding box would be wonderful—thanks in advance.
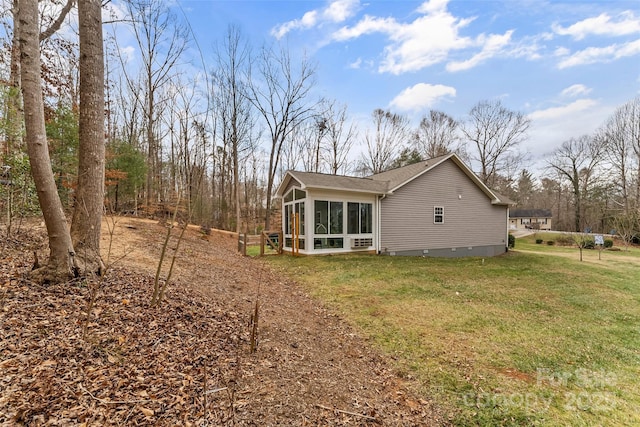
[510,208,552,218]
[369,154,450,190]
[287,170,389,194]
[279,153,512,206]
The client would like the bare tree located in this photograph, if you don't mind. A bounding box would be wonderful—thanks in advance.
[213,25,253,233]
[547,135,603,232]
[247,44,316,229]
[282,119,314,173]
[324,100,357,175]
[612,211,639,251]
[19,0,75,282]
[3,0,23,155]
[282,99,355,175]
[125,0,189,207]
[461,100,529,188]
[601,97,640,210]
[359,108,409,175]
[413,110,463,159]
[2,0,75,156]
[69,0,106,275]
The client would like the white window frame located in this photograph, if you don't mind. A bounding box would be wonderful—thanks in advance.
[434,206,444,224]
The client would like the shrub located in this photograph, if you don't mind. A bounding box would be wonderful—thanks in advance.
[547,240,555,246]
[580,237,595,249]
[535,239,544,244]
[604,239,613,248]
[556,234,574,246]
[508,233,515,249]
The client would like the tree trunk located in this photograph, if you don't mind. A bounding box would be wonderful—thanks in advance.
[5,0,23,155]
[234,139,240,233]
[146,83,155,207]
[70,0,106,275]
[19,0,75,283]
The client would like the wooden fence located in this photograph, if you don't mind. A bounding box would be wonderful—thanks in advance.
[238,230,283,256]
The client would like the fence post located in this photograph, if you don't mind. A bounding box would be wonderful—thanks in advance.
[238,233,247,256]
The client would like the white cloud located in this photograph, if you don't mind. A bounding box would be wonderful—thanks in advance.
[553,11,640,40]
[528,98,597,121]
[332,0,513,75]
[118,45,136,64]
[389,83,456,111]
[271,0,359,39]
[324,0,359,22]
[332,15,399,40]
[526,99,614,160]
[557,39,640,68]
[416,0,449,15]
[506,34,546,61]
[560,84,591,98]
[301,11,320,27]
[446,30,513,72]
[348,58,362,69]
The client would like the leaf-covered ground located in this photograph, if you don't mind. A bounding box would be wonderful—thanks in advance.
[1,218,447,426]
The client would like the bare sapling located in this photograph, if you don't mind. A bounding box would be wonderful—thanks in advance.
[157,217,188,304]
[249,264,264,353]
[82,275,100,340]
[153,192,196,306]
[150,194,181,306]
[82,212,131,340]
[249,299,259,353]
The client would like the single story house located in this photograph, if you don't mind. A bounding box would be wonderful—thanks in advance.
[509,209,552,231]
[275,153,513,257]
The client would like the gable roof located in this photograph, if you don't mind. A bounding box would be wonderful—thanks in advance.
[276,153,513,206]
[369,154,450,190]
[370,153,512,206]
[510,208,552,218]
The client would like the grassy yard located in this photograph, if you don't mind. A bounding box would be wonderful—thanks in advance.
[265,241,640,426]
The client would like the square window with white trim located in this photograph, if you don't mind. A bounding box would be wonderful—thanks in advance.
[434,206,444,224]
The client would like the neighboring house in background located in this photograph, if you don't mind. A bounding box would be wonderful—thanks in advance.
[275,153,513,257]
[509,209,553,231]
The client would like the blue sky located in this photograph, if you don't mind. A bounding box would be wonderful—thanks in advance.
[146,0,640,169]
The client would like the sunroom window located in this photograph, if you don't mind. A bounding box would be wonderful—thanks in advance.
[314,200,343,235]
[347,202,372,234]
[315,201,328,234]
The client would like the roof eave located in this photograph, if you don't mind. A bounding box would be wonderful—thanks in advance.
[447,155,507,204]
[492,200,516,206]
[275,171,295,197]
[303,184,387,195]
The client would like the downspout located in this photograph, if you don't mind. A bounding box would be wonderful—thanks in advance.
[506,205,510,252]
[377,193,386,254]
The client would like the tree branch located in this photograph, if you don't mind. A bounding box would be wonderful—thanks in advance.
[40,0,75,41]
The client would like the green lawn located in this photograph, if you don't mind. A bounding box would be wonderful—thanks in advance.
[266,243,640,426]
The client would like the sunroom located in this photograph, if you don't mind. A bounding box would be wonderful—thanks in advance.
[277,171,386,255]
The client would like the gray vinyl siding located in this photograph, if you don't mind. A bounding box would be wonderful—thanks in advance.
[283,177,302,195]
[379,159,507,254]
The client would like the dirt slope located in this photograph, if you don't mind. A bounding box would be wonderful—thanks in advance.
[1,217,447,426]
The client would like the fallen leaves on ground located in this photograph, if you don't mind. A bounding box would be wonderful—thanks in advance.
[1,219,447,426]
